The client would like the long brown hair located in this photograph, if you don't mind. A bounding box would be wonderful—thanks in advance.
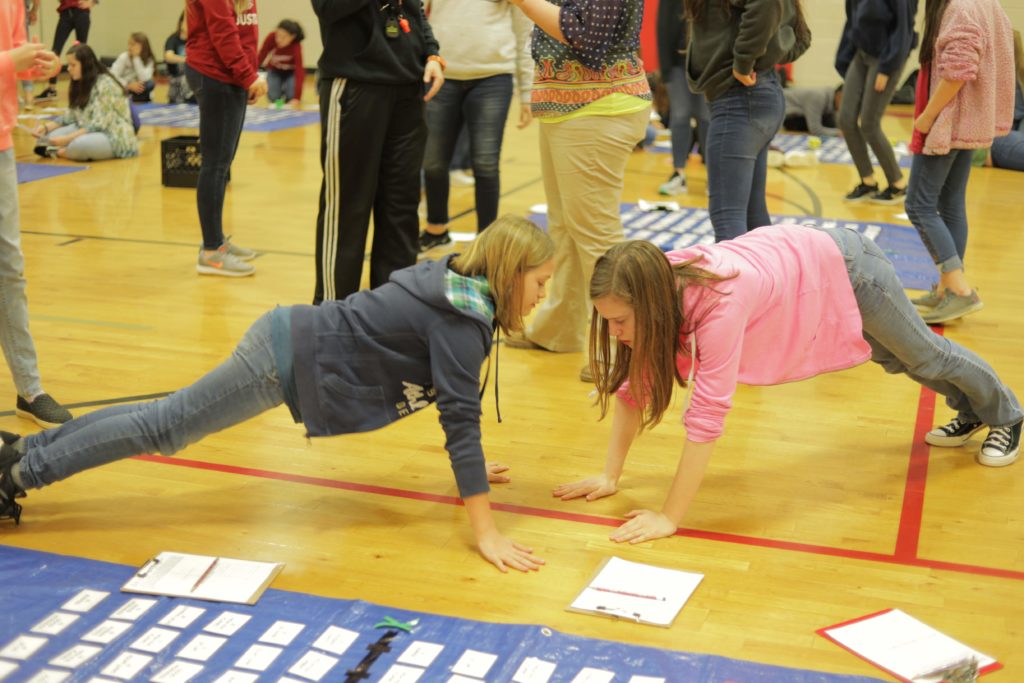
[67,44,127,110]
[589,241,734,431]
[449,216,554,335]
[919,0,950,64]
[684,0,811,48]
[130,32,155,66]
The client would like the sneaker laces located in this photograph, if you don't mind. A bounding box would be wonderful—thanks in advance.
[941,417,970,435]
[983,426,1012,450]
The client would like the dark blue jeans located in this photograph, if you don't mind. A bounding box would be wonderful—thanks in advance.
[186,65,248,250]
[705,69,784,242]
[423,75,513,231]
[666,64,709,169]
[905,148,974,272]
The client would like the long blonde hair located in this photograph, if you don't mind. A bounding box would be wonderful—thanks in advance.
[450,216,554,335]
[589,240,734,431]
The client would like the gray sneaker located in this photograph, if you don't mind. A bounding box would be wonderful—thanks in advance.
[197,247,255,277]
[910,284,942,309]
[224,238,257,261]
[921,289,983,324]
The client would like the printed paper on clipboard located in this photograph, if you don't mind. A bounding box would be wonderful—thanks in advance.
[121,551,283,605]
[567,556,703,627]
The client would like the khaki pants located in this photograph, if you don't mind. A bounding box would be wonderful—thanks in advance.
[527,108,650,352]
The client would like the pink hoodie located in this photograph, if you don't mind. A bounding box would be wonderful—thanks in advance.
[618,225,872,443]
[920,0,1015,155]
[1,0,49,152]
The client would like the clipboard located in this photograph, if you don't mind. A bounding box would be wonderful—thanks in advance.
[817,608,1001,682]
[566,556,703,628]
[121,552,284,605]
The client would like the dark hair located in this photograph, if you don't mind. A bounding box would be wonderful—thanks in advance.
[919,0,950,64]
[67,44,127,109]
[684,0,811,53]
[175,11,185,35]
[130,32,155,66]
[277,19,305,43]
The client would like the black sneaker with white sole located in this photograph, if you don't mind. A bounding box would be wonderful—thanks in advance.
[418,230,452,253]
[869,185,907,205]
[977,421,1022,467]
[0,445,25,525]
[844,183,878,202]
[925,417,984,447]
[35,87,58,102]
[16,394,72,428]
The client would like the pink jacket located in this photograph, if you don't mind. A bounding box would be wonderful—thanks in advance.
[618,226,872,443]
[1,0,48,152]
[921,0,1015,155]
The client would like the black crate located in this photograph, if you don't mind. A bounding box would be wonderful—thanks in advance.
[161,135,201,188]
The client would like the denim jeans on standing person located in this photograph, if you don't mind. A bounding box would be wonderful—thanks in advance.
[423,74,514,232]
[705,68,785,242]
[826,227,1022,428]
[838,49,905,186]
[17,311,285,489]
[267,71,296,103]
[0,150,42,399]
[186,64,248,250]
[42,124,114,161]
[666,64,709,169]
[904,149,974,272]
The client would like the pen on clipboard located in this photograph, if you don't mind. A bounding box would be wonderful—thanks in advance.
[190,558,219,593]
[136,557,160,577]
[595,605,642,622]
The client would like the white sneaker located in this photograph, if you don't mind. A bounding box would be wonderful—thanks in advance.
[450,169,475,187]
[197,246,255,277]
[658,173,686,196]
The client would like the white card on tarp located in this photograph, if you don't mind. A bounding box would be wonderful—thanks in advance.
[451,650,497,678]
[568,556,703,627]
[447,677,479,683]
[26,670,69,683]
[204,612,251,637]
[259,621,305,646]
[512,657,556,683]
[211,671,258,683]
[287,651,338,681]
[0,634,47,660]
[570,668,615,683]
[311,626,358,656]
[61,590,109,613]
[31,612,79,636]
[81,620,133,645]
[151,660,204,683]
[160,606,206,629]
[234,644,281,671]
[109,598,158,622]
[177,634,227,662]
[378,664,425,683]
[129,626,180,654]
[100,652,152,680]
[397,641,444,668]
[49,644,102,669]
[628,677,666,683]
[0,661,16,681]
[820,608,998,682]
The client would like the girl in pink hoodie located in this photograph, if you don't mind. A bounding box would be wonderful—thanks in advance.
[554,225,1021,544]
[904,0,1014,325]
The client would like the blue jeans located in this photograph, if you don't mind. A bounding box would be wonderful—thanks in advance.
[186,65,248,250]
[905,149,973,272]
[827,227,1021,428]
[666,65,709,169]
[18,312,285,489]
[991,130,1024,171]
[43,124,114,161]
[423,75,513,231]
[0,150,42,398]
[705,69,784,242]
[267,71,296,102]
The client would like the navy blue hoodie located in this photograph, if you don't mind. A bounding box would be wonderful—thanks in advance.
[835,0,918,78]
[282,256,494,499]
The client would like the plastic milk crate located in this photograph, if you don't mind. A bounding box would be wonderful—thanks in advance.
[160,135,201,188]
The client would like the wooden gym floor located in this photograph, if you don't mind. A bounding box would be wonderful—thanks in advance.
[4,81,1024,679]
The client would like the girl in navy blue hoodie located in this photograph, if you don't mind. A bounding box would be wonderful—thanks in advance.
[0,216,555,574]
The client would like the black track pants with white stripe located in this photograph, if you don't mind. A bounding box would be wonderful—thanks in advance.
[313,78,427,303]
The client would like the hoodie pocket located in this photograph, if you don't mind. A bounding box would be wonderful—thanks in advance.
[319,374,392,432]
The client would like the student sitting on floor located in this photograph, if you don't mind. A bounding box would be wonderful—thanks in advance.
[32,43,138,161]
[110,31,156,102]
[782,84,843,138]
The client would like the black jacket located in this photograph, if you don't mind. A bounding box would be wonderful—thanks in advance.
[835,0,918,78]
[657,0,689,76]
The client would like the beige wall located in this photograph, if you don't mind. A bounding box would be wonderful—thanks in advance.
[29,0,1024,85]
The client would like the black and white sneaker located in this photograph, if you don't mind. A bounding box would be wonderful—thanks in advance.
[844,182,878,202]
[35,87,58,102]
[925,417,984,447]
[418,230,452,253]
[0,445,25,525]
[870,185,907,205]
[977,421,1022,467]
[16,394,72,428]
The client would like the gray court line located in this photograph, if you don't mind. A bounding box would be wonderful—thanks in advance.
[32,314,153,331]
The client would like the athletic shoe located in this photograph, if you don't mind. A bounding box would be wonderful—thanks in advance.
[844,183,878,202]
[921,289,983,324]
[926,417,984,447]
[418,230,452,253]
[658,173,686,196]
[450,170,475,187]
[15,394,72,428]
[35,87,58,102]
[910,284,942,309]
[870,185,907,205]
[224,238,257,261]
[197,246,255,277]
[977,421,1021,467]
[503,330,544,350]
[33,145,58,159]
[0,445,25,526]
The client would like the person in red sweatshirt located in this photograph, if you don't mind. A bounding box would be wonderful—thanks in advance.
[36,0,94,101]
[257,19,304,107]
[185,0,267,277]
